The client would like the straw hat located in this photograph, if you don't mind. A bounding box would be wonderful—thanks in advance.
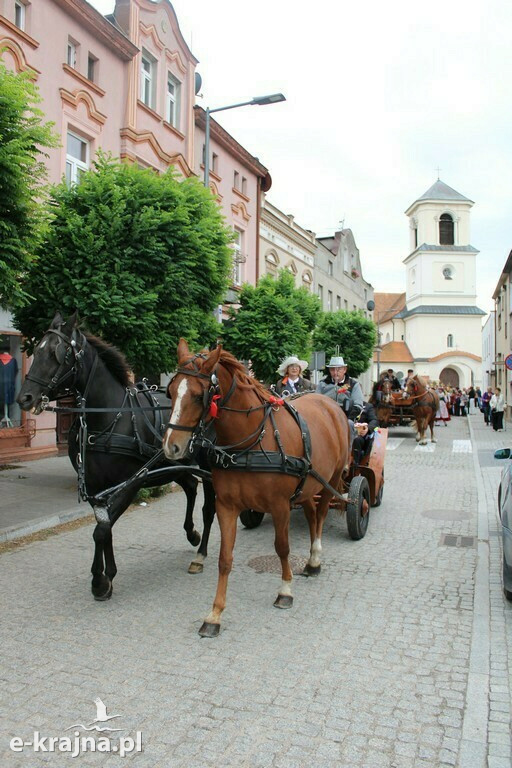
[277,356,308,377]
[327,355,346,367]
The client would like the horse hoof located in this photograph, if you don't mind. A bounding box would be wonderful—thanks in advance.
[188,561,204,575]
[198,621,220,638]
[420,441,427,446]
[93,581,112,601]
[302,563,321,577]
[274,594,293,609]
[415,436,421,442]
[431,439,437,443]
[188,531,201,547]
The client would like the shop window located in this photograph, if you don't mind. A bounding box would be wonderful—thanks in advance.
[0,334,22,429]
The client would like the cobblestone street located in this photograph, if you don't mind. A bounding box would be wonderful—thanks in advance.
[1,415,511,767]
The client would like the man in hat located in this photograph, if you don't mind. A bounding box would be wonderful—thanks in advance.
[384,368,402,391]
[316,354,364,417]
[275,356,314,396]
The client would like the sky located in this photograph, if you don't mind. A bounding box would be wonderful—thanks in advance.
[89,0,512,315]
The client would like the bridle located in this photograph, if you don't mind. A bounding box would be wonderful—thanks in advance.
[24,327,94,402]
[166,354,228,440]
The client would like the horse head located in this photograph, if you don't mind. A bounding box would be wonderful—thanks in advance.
[163,339,222,460]
[17,310,84,414]
[381,378,393,403]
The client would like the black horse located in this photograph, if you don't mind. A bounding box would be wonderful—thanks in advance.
[17,311,216,600]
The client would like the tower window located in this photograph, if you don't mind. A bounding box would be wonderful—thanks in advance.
[439,213,454,245]
[447,334,454,348]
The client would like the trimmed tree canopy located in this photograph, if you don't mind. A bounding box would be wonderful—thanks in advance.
[0,62,58,310]
[221,270,321,383]
[14,154,233,374]
[312,310,377,378]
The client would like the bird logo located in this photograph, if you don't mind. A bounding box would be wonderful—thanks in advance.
[66,698,124,732]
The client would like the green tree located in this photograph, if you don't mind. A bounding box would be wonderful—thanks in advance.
[221,270,321,382]
[14,154,232,374]
[312,310,377,378]
[0,61,59,310]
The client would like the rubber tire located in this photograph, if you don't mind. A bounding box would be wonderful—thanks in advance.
[240,509,264,529]
[373,469,384,507]
[346,475,370,540]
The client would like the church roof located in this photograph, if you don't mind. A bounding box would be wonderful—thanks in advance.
[416,180,473,204]
[373,292,406,323]
[415,244,479,253]
[395,305,487,319]
[373,341,414,363]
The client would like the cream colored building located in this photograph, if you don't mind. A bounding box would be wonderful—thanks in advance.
[492,251,512,417]
[259,197,316,289]
[373,180,485,387]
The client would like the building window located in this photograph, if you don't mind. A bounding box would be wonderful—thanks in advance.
[166,74,181,128]
[414,227,418,248]
[65,131,88,187]
[447,334,454,348]
[265,251,278,276]
[67,39,77,68]
[328,261,334,276]
[439,213,454,245]
[344,299,348,310]
[140,50,156,109]
[302,271,312,290]
[212,153,218,174]
[87,55,97,82]
[241,176,247,195]
[327,291,333,311]
[14,0,25,30]
[233,171,239,189]
[232,228,245,286]
[318,284,323,305]
[336,295,341,310]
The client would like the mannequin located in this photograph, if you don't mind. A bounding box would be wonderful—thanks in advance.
[0,342,18,428]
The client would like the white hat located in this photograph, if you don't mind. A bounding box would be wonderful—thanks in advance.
[327,355,346,367]
[277,356,308,376]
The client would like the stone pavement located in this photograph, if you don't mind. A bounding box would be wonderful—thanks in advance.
[0,415,511,767]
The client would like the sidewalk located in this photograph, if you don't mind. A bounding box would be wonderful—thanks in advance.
[0,455,90,543]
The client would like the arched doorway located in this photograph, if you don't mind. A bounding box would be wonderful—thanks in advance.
[440,367,459,388]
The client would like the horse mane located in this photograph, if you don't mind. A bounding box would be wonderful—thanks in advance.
[414,374,428,389]
[218,350,271,399]
[84,333,131,387]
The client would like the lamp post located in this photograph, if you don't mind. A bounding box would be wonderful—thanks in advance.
[203,93,286,188]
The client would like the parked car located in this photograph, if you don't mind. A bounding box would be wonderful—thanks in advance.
[494,448,512,600]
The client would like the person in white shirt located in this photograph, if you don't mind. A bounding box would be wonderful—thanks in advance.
[490,387,505,431]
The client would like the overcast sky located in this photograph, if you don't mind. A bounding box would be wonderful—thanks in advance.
[89,0,512,315]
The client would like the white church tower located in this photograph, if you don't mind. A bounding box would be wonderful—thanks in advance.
[399,179,485,387]
[374,180,485,388]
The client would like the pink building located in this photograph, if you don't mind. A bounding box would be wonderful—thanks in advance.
[0,0,270,460]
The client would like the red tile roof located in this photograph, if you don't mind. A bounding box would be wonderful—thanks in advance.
[373,341,414,363]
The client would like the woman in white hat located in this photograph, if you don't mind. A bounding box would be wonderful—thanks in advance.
[316,354,364,415]
[275,356,314,396]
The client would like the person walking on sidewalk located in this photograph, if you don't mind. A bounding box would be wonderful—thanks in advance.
[490,387,505,431]
[481,387,493,425]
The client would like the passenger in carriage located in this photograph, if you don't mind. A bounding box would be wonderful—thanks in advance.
[352,401,379,466]
[274,356,314,396]
[316,354,364,415]
[384,368,402,391]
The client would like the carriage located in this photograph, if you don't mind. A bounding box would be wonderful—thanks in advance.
[240,425,387,540]
[375,389,417,428]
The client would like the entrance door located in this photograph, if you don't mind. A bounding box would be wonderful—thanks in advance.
[440,367,459,388]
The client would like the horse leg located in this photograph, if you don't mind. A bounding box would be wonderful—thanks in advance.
[189,479,216,575]
[178,473,201,547]
[430,416,437,443]
[199,505,238,637]
[91,522,114,600]
[419,416,427,445]
[272,509,293,608]
[302,496,325,576]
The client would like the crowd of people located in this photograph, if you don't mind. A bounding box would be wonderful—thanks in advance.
[274,355,507,442]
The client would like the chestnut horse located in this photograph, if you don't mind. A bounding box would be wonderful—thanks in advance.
[163,340,351,637]
[406,375,440,445]
[372,378,394,427]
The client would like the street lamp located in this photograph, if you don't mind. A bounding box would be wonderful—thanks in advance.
[203,93,286,187]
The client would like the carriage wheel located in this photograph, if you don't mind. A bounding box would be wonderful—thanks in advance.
[373,469,384,507]
[346,476,370,540]
[240,509,264,529]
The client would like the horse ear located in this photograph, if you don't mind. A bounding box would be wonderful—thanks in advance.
[50,311,64,328]
[202,345,222,376]
[177,338,190,362]
[62,310,79,336]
